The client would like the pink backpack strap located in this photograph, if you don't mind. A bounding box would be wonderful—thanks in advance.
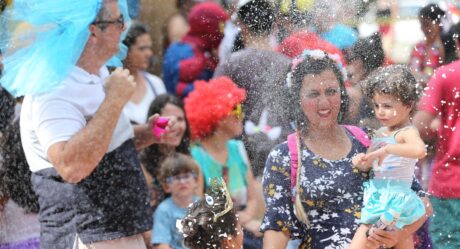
[342,125,371,148]
[287,133,298,200]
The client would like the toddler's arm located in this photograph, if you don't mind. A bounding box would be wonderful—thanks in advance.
[382,127,426,159]
[352,153,373,172]
[364,127,426,167]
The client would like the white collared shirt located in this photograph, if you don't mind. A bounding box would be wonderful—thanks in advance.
[20,66,134,172]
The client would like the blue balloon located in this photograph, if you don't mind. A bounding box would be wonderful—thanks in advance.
[321,24,358,50]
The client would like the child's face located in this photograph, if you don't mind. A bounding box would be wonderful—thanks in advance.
[372,93,412,129]
[164,172,197,198]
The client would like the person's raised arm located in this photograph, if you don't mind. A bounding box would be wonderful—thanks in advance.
[364,127,426,165]
[387,127,426,159]
[47,68,135,183]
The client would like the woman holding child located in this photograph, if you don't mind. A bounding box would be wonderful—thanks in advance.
[261,51,432,248]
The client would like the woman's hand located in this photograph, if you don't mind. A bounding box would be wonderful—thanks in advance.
[363,146,388,167]
[352,153,372,171]
[367,227,408,248]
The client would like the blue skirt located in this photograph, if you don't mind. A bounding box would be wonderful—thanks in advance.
[361,179,425,228]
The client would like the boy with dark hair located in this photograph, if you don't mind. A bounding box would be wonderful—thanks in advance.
[151,153,200,249]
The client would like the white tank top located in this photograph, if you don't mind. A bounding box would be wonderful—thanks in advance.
[371,127,417,183]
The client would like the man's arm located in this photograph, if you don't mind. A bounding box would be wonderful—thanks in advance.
[47,68,135,183]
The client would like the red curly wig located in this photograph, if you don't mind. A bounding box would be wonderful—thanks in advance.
[185,76,246,140]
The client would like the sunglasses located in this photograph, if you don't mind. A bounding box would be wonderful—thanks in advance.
[230,104,243,119]
[92,14,125,29]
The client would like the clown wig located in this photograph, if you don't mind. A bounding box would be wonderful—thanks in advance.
[185,76,246,140]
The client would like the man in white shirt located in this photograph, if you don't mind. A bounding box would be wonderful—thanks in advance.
[18,0,177,248]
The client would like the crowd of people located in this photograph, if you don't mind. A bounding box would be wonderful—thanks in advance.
[1,0,460,249]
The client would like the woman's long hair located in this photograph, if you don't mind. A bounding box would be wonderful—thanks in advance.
[288,53,349,224]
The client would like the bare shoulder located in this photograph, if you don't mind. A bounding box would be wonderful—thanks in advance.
[395,126,421,143]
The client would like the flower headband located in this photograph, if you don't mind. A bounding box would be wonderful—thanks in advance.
[286,49,348,88]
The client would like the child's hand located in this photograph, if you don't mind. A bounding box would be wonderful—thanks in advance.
[352,153,366,166]
[364,147,388,167]
[352,153,371,171]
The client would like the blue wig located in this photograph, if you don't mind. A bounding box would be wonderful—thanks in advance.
[0,0,130,97]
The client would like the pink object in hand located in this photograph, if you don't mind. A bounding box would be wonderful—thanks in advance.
[152,117,169,138]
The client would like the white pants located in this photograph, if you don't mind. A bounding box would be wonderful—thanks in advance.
[73,234,147,249]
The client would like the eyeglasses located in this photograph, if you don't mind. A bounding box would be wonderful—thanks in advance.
[92,14,125,29]
[165,172,196,184]
[230,104,243,119]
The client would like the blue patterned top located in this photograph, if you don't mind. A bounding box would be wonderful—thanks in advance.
[260,131,369,249]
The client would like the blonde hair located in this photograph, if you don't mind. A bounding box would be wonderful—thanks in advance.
[293,130,309,224]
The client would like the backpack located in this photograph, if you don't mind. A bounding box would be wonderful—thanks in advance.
[287,125,371,202]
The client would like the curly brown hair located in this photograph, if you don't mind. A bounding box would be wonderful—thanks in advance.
[361,65,420,108]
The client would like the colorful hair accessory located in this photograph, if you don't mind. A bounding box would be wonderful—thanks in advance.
[0,0,131,97]
[209,178,233,222]
[205,194,215,205]
[244,109,282,141]
[151,117,169,139]
[288,49,348,83]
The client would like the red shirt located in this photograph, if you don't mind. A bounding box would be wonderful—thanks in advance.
[420,60,460,198]
[409,41,443,77]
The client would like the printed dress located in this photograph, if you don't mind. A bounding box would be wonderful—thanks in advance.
[260,131,368,249]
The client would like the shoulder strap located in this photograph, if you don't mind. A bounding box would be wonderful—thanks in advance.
[342,125,371,148]
[287,133,298,201]
[143,73,158,97]
[392,125,414,138]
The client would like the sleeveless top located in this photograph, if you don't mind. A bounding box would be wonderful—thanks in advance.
[191,139,248,208]
[123,72,166,124]
[371,127,417,183]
